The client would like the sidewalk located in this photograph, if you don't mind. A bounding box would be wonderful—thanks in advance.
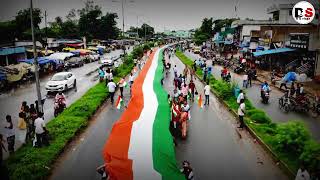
[184,51,320,141]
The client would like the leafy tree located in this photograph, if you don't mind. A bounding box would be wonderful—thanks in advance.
[15,8,42,39]
[78,9,102,40]
[97,13,119,40]
[0,21,17,44]
[138,23,154,39]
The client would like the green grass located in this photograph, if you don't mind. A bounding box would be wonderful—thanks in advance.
[175,50,320,174]
[5,44,155,180]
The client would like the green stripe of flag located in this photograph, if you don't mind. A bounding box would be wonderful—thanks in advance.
[152,49,185,180]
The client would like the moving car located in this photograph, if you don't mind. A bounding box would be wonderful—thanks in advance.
[65,57,84,67]
[100,56,115,66]
[45,72,76,92]
[89,52,100,61]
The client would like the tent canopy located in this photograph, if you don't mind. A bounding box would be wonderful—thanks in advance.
[253,48,295,57]
[47,52,74,60]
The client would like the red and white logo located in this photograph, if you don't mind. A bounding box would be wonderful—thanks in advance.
[292,1,315,24]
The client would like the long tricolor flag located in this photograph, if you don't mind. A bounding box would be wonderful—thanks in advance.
[103,47,184,180]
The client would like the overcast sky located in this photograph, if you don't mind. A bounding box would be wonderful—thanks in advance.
[0,0,315,32]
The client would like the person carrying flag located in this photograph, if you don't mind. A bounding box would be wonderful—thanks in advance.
[118,78,126,98]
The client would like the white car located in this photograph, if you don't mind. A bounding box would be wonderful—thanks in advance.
[45,72,76,92]
[100,56,115,66]
[89,53,100,61]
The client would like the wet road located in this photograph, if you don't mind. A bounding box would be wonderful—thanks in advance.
[0,48,130,158]
[50,50,287,180]
[50,57,139,180]
[185,51,320,141]
[167,54,287,180]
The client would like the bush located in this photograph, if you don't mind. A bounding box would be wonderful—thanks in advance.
[299,140,320,171]
[274,121,311,154]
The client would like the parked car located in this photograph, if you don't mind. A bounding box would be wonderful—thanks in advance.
[100,56,115,66]
[45,72,76,93]
[66,57,84,67]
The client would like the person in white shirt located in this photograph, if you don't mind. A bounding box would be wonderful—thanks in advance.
[173,65,178,77]
[204,82,210,106]
[237,90,244,104]
[243,74,248,88]
[238,99,246,129]
[295,164,310,180]
[107,79,117,104]
[4,115,15,154]
[34,112,46,147]
[129,73,134,88]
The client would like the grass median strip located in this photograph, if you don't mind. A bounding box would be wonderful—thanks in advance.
[175,50,320,175]
[5,42,158,180]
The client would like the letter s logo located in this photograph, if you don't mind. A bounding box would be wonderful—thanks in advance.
[305,8,314,17]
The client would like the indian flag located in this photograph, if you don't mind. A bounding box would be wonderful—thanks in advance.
[198,94,203,108]
[115,95,123,109]
[103,47,184,180]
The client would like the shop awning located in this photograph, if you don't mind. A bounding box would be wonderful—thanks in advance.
[253,48,295,57]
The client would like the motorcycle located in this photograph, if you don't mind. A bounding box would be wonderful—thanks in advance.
[290,95,310,113]
[54,99,66,117]
[261,91,270,104]
[234,64,245,74]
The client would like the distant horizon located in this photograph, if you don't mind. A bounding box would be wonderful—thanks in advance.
[0,0,318,32]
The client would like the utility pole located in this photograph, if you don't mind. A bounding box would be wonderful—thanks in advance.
[30,0,43,113]
[44,10,48,55]
[136,15,139,40]
[121,0,125,55]
[144,24,147,41]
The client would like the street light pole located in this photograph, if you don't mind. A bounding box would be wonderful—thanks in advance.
[121,0,125,55]
[30,0,43,113]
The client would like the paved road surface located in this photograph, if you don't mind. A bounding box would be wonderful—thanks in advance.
[185,51,320,141]
[0,48,130,159]
[50,50,287,180]
[168,54,287,180]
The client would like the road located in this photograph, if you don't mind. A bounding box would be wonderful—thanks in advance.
[0,48,130,159]
[50,49,287,180]
[184,51,320,141]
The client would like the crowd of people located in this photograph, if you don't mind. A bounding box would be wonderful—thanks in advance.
[1,100,50,165]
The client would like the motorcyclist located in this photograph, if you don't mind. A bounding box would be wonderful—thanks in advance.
[55,92,66,108]
[261,81,270,101]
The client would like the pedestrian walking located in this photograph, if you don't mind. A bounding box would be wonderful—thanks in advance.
[183,67,189,80]
[180,161,194,180]
[173,65,178,77]
[0,134,7,165]
[203,67,208,82]
[98,67,105,82]
[17,112,27,144]
[118,78,125,98]
[181,84,189,100]
[204,82,210,106]
[107,79,117,104]
[237,90,244,104]
[105,68,113,86]
[243,73,248,88]
[129,73,134,88]
[20,101,28,113]
[188,80,196,102]
[34,112,47,147]
[238,99,246,129]
[280,80,288,90]
[4,115,15,154]
[193,60,197,72]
